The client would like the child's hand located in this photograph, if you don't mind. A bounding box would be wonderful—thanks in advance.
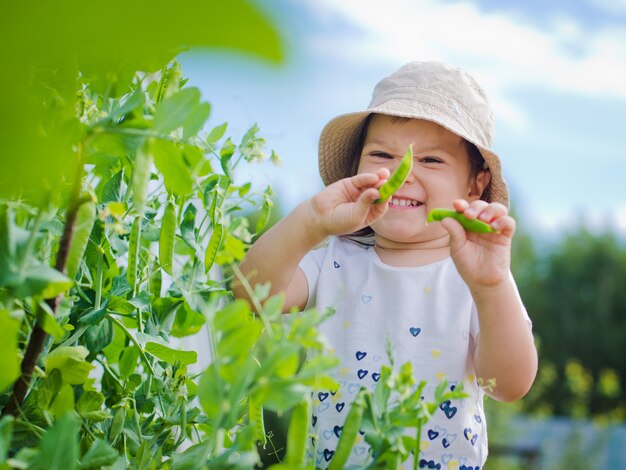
[440,199,515,291]
[308,168,391,237]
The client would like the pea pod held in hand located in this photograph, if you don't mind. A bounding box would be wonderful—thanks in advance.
[427,208,498,234]
[374,144,413,203]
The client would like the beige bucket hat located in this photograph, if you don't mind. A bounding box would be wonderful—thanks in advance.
[318,61,509,207]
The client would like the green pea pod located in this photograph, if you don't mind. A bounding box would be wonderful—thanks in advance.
[374,144,413,204]
[65,199,96,279]
[149,260,162,297]
[132,145,152,215]
[127,216,141,290]
[328,390,366,470]
[160,202,177,275]
[285,398,311,466]
[248,395,266,446]
[427,208,497,233]
[204,223,223,273]
[109,406,126,442]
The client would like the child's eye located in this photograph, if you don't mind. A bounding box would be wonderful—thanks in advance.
[420,156,443,164]
[370,151,394,159]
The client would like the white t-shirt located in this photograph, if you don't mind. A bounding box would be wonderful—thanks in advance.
[299,236,527,469]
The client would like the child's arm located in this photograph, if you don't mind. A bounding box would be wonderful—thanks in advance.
[233,169,390,312]
[442,199,538,402]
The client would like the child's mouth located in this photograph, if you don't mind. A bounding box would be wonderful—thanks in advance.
[389,197,422,208]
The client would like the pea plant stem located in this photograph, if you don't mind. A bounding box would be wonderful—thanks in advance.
[2,144,88,417]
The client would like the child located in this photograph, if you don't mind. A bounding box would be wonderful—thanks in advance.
[235,61,537,468]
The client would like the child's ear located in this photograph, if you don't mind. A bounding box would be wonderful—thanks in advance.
[468,169,491,200]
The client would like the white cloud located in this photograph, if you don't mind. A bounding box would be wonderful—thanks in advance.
[586,0,626,14]
[302,0,626,131]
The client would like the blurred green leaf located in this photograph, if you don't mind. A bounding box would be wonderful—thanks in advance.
[76,391,105,416]
[154,88,209,136]
[45,346,94,385]
[0,0,283,205]
[37,413,80,470]
[79,438,119,469]
[0,310,20,392]
[0,416,14,464]
[118,346,140,378]
[51,383,75,418]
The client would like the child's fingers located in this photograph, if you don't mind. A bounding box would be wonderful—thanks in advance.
[490,214,516,235]
[351,169,390,190]
[475,202,508,224]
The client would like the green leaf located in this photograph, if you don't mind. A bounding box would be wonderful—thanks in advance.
[101,169,124,203]
[80,438,119,469]
[38,413,80,470]
[254,381,310,413]
[15,265,73,299]
[107,296,135,314]
[262,293,284,321]
[169,441,211,470]
[171,303,205,338]
[39,302,67,341]
[45,346,94,385]
[152,139,193,196]
[0,310,20,391]
[219,138,236,177]
[182,145,211,177]
[198,365,224,422]
[213,300,251,333]
[84,318,114,354]
[128,291,153,311]
[182,102,211,140]
[76,390,105,415]
[118,346,140,378]
[110,87,145,122]
[256,344,300,380]
[153,87,202,134]
[79,298,109,326]
[145,342,197,365]
[51,383,75,418]
[206,122,227,143]
[0,416,14,464]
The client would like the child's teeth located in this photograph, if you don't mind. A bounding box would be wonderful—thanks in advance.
[391,198,419,207]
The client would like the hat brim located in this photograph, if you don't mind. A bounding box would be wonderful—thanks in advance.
[318,110,509,207]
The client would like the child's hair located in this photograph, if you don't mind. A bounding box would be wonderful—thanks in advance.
[342,113,493,242]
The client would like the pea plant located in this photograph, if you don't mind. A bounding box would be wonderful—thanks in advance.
[0,56,469,469]
[0,60,341,468]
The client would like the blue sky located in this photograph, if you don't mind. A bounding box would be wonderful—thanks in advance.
[180,0,626,235]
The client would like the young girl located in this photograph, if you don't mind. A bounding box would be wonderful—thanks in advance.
[235,61,537,469]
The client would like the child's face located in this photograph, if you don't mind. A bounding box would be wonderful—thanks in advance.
[357,114,488,244]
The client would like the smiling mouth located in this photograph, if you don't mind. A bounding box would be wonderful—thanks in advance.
[389,198,422,208]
